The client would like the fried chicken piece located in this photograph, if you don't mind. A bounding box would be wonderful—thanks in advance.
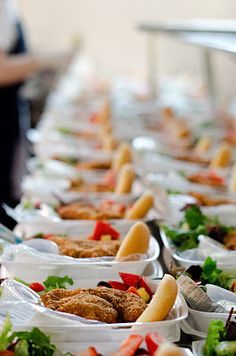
[187,173,225,187]
[41,288,80,310]
[57,294,117,323]
[56,202,124,220]
[70,178,113,192]
[75,161,111,170]
[224,231,236,250]
[189,192,233,207]
[41,287,146,323]
[85,287,146,322]
[46,235,120,258]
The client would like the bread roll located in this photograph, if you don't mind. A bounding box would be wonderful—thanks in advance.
[112,143,132,172]
[194,136,211,155]
[125,191,154,219]
[229,162,236,192]
[98,101,111,124]
[115,164,135,194]
[115,221,150,259]
[102,135,117,151]
[210,143,231,168]
[154,343,184,356]
[136,274,178,322]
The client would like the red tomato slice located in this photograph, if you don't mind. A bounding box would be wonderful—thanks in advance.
[119,272,141,288]
[114,334,143,356]
[108,281,127,291]
[29,282,45,293]
[145,332,165,355]
[81,346,98,356]
[89,221,120,240]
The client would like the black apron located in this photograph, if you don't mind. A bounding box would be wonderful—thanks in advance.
[0,22,28,226]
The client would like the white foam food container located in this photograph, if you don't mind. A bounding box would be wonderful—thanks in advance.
[21,174,143,204]
[1,220,160,285]
[34,141,113,162]
[160,204,236,269]
[181,284,236,338]
[0,279,188,342]
[10,191,159,223]
[143,170,229,196]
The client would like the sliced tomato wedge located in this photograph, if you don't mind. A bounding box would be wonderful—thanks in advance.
[29,282,45,293]
[145,332,165,355]
[89,221,120,240]
[119,272,141,288]
[81,346,98,356]
[114,334,143,356]
[108,281,127,291]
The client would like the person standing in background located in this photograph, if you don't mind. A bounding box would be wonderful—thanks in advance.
[0,0,68,227]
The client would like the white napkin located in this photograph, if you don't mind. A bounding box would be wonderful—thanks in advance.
[198,235,236,264]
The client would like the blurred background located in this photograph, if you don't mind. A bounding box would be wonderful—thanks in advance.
[18,0,236,104]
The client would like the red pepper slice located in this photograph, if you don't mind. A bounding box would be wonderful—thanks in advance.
[89,221,120,240]
[29,282,45,293]
[145,332,165,355]
[119,272,141,288]
[108,281,127,291]
[81,346,98,356]
[114,334,143,356]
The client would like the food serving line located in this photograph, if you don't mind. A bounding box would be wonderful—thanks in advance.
[0,54,235,355]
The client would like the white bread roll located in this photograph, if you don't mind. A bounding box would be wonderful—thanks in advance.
[210,143,231,168]
[115,221,150,259]
[114,164,135,194]
[154,343,184,356]
[229,162,236,192]
[112,143,132,172]
[194,136,211,155]
[98,101,111,124]
[125,190,154,219]
[136,274,178,322]
[102,135,117,151]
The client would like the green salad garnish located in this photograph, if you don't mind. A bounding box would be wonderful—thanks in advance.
[203,318,236,356]
[43,275,73,292]
[162,204,234,251]
[0,315,58,355]
[201,257,236,292]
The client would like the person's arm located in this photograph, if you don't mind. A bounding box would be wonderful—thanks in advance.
[0,49,71,87]
[0,50,43,86]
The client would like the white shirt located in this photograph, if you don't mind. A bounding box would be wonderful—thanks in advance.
[0,0,19,51]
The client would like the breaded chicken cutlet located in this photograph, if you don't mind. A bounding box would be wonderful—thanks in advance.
[41,287,146,323]
[46,235,120,258]
[189,191,234,206]
[56,202,124,220]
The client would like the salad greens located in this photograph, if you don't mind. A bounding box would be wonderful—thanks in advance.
[201,257,236,292]
[0,316,57,355]
[15,275,74,294]
[162,204,234,251]
[0,315,12,351]
[203,319,236,356]
[203,320,226,356]
[57,127,73,135]
[43,275,73,292]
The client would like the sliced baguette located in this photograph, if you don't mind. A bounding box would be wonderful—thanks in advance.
[210,143,231,168]
[125,190,154,219]
[115,221,150,259]
[136,274,178,322]
[115,164,135,194]
[112,143,132,172]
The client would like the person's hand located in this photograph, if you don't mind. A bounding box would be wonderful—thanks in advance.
[35,50,74,71]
